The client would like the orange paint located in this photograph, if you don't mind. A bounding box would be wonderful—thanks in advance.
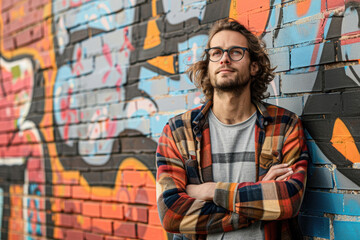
[331,118,360,163]
[229,0,271,35]
[144,18,161,49]
[296,0,311,17]
[147,55,175,74]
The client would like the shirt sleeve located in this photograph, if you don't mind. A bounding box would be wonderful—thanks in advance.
[212,118,309,220]
[156,123,252,234]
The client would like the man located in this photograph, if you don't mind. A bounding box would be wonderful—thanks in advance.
[156,18,309,240]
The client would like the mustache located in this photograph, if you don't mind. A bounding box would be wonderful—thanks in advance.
[215,67,237,74]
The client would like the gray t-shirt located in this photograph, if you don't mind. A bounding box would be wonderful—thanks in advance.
[207,109,264,240]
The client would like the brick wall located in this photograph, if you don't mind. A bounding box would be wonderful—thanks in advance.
[0,0,359,239]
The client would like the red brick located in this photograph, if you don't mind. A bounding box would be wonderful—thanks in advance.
[123,205,148,223]
[66,229,84,240]
[138,224,167,240]
[92,218,113,235]
[64,199,82,213]
[135,187,156,205]
[83,201,100,217]
[105,236,126,240]
[122,171,146,187]
[73,215,92,231]
[101,203,124,220]
[53,185,72,198]
[52,226,66,239]
[85,232,104,240]
[2,0,13,10]
[51,198,64,212]
[3,37,15,50]
[31,23,43,41]
[149,209,162,226]
[71,185,90,199]
[113,221,136,238]
[15,29,32,47]
[53,213,74,228]
[112,187,134,203]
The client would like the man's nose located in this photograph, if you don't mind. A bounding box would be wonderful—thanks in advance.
[220,51,231,64]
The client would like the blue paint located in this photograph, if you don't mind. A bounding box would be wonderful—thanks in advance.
[306,141,332,164]
[283,1,322,24]
[302,190,344,214]
[139,67,158,81]
[298,214,330,239]
[344,194,360,216]
[274,19,321,47]
[178,35,207,53]
[307,166,334,189]
[334,220,360,240]
[291,44,316,69]
[150,114,175,136]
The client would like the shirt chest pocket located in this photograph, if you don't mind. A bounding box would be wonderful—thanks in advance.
[260,150,282,171]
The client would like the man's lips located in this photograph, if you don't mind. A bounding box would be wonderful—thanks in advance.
[216,68,236,74]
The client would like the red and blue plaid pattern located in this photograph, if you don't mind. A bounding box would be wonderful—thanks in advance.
[156,101,309,240]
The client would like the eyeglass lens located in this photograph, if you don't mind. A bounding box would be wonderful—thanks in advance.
[207,47,245,62]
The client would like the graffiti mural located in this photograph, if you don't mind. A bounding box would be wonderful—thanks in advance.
[0,0,360,239]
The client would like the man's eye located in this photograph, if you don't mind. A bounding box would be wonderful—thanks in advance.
[231,49,242,56]
[211,49,222,56]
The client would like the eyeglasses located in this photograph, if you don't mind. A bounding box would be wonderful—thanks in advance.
[205,46,249,62]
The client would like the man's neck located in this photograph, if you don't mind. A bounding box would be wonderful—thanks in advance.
[212,88,256,125]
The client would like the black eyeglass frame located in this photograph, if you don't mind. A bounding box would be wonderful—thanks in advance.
[204,46,250,62]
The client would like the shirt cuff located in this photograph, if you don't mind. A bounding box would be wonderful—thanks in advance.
[213,182,239,212]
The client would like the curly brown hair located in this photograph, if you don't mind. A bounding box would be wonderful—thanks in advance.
[186,18,275,102]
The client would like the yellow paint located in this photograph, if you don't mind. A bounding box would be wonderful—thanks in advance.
[152,0,157,17]
[331,118,360,163]
[10,5,25,21]
[229,0,238,20]
[147,55,175,74]
[143,19,161,49]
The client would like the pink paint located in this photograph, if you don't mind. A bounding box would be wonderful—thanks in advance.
[120,27,135,52]
[72,47,84,76]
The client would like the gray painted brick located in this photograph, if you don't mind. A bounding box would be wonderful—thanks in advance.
[96,88,122,105]
[186,90,203,109]
[268,47,290,72]
[156,95,187,113]
[265,96,303,116]
[124,117,150,135]
[169,74,196,93]
[282,71,320,94]
[139,76,169,97]
[334,169,360,191]
[84,91,98,107]
[342,90,360,115]
[302,93,341,115]
[108,102,127,120]
[267,75,280,97]
[82,36,103,57]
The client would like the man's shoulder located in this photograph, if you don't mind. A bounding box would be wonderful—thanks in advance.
[167,104,204,130]
[261,101,300,120]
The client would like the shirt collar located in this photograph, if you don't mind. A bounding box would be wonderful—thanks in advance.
[192,100,274,134]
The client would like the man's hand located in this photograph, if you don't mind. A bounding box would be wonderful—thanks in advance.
[262,163,293,181]
[186,182,216,201]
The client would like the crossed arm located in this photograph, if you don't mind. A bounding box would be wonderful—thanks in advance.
[156,120,308,234]
[186,163,293,201]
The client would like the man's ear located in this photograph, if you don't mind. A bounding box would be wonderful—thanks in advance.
[250,62,259,76]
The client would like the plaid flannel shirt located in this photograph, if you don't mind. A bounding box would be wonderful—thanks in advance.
[156,101,309,240]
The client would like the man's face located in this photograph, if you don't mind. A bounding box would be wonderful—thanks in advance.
[208,30,256,92]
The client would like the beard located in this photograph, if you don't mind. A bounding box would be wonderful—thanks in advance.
[209,66,251,94]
